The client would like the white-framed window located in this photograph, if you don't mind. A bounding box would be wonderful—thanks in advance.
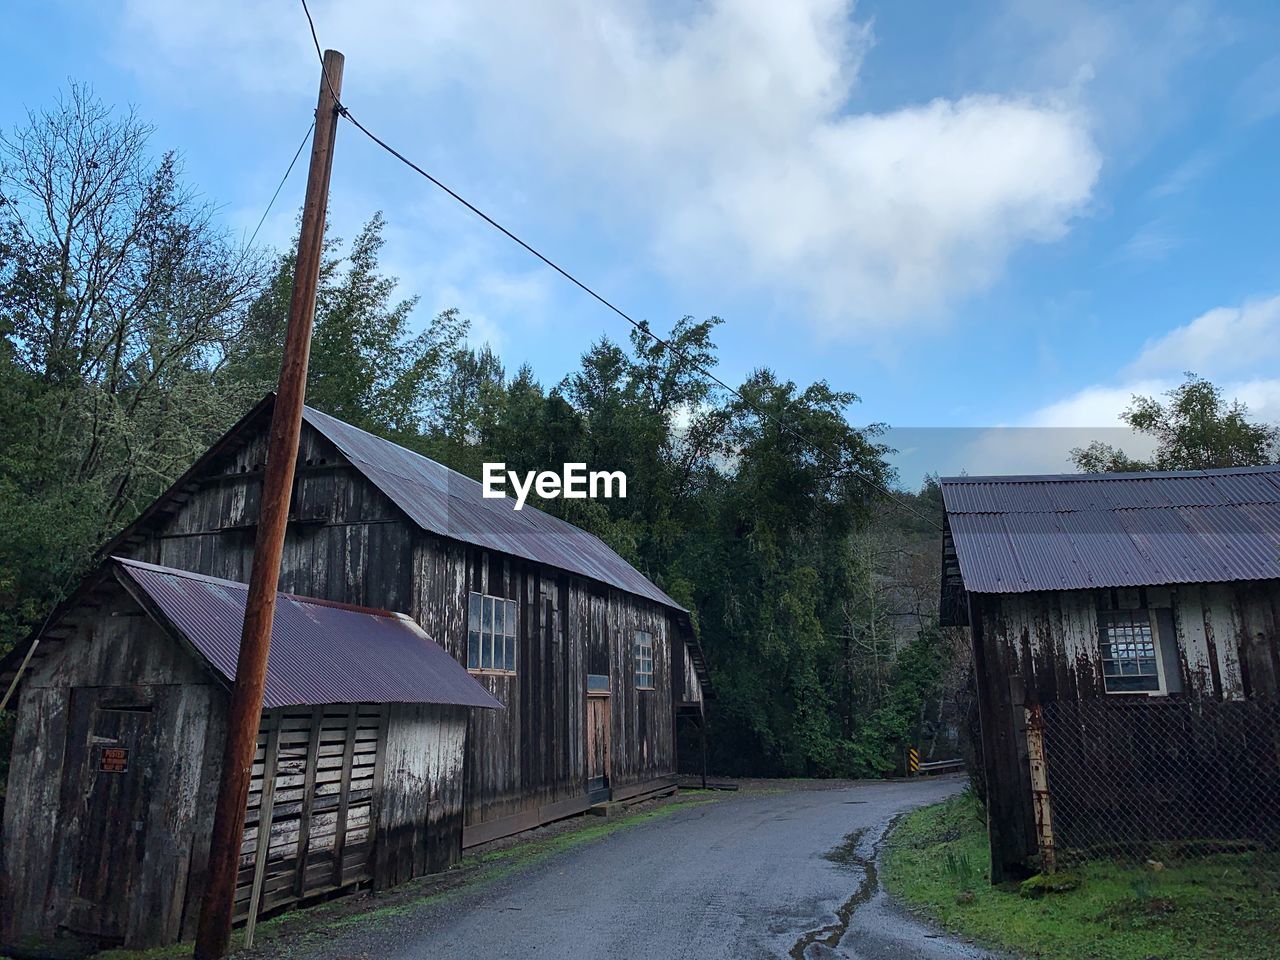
[1099,609,1165,695]
[634,630,654,690]
[468,591,517,675]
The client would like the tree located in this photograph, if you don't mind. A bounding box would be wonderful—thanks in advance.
[0,83,267,654]
[1,83,951,782]
[1071,374,1279,472]
[222,213,466,436]
[688,370,896,776]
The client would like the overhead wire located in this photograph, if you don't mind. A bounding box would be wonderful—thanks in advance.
[246,121,315,250]
[245,120,316,249]
[296,0,940,530]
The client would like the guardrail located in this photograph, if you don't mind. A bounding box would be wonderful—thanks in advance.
[916,758,965,776]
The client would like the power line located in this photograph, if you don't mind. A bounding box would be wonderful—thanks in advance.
[246,121,314,250]
[294,0,940,530]
[301,0,344,113]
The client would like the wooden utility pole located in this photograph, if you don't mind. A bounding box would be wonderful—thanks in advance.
[193,48,344,960]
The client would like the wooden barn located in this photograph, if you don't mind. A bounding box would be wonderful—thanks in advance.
[0,557,500,951]
[3,393,710,861]
[940,466,1280,880]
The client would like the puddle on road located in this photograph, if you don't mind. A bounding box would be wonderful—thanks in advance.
[789,824,886,959]
[823,828,868,869]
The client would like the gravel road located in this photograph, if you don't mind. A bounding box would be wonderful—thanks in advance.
[290,777,1002,960]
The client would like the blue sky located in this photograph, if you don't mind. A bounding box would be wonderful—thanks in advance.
[6,1,1280,485]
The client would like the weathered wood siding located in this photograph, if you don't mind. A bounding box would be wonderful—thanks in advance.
[678,642,704,704]
[128,424,415,614]
[104,413,687,844]
[1,590,475,951]
[375,703,468,884]
[0,592,224,949]
[235,705,385,925]
[413,536,679,837]
[972,580,1280,881]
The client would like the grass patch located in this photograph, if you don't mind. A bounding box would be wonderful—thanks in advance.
[882,791,1280,960]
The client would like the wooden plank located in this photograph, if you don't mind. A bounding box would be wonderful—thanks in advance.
[244,712,281,948]
[330,706,359,887]
[610,774,677,803]
[294,705,323,900]
[461,792,596,848]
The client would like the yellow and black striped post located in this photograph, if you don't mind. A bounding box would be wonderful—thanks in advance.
[908,746,920,776]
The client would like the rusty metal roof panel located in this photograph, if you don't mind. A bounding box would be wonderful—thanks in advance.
[941,466,1280,593]
[116,557,503,711]
[301,406,682,610]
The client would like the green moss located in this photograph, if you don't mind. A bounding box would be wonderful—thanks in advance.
[883,793,1280,960]
[1019,872,1082,899]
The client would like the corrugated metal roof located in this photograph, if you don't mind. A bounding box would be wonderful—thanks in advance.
[116,557,503,711]
[302,405,683,611]
[941,466,1280,593]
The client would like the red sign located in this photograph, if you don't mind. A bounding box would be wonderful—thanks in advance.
[99,747,129,774]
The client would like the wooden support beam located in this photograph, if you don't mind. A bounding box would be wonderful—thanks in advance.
[294,706,323,900]
[331,706,359,886]
[244,714,281,948]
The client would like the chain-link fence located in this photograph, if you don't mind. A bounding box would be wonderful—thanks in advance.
[1039,698,1280,869]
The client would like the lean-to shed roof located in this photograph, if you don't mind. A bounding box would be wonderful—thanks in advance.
[940,465,1280,595]
[116,557,502,710]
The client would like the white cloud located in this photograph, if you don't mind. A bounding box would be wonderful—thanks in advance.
[1128,295,1280,378]
[933,296,1280,480]
[1234,55,1280,125]
[1148,148,1217,198]
[1114,220,1181,264]
[116,0,1102,335]
[1022,380,1170,428]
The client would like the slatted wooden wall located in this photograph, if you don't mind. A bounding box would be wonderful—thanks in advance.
[235,704,386,923]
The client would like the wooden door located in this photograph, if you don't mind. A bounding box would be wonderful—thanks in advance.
[54,686,158,944]
[586,687,611,803]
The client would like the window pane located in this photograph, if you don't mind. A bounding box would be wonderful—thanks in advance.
[1102,611,1161,693]
[1107,673,1160,692]
[483,596,493,636]
[635,630,654,687]
[482,629,493,670]
[468,592,481,631]
[505,634,516,672]
[494,599,505,638]
[507,600,518,637]
[468,630,481,669]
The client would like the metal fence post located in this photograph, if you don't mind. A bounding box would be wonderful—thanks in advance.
[1025,704,1057,874]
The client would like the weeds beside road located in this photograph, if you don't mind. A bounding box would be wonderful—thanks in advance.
[883,791,1280,960]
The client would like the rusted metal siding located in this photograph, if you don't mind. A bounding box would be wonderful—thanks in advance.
[116,558,500,711]
[942,466,1280,594]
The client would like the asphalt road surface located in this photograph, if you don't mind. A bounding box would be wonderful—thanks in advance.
[294,777,1002,960]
